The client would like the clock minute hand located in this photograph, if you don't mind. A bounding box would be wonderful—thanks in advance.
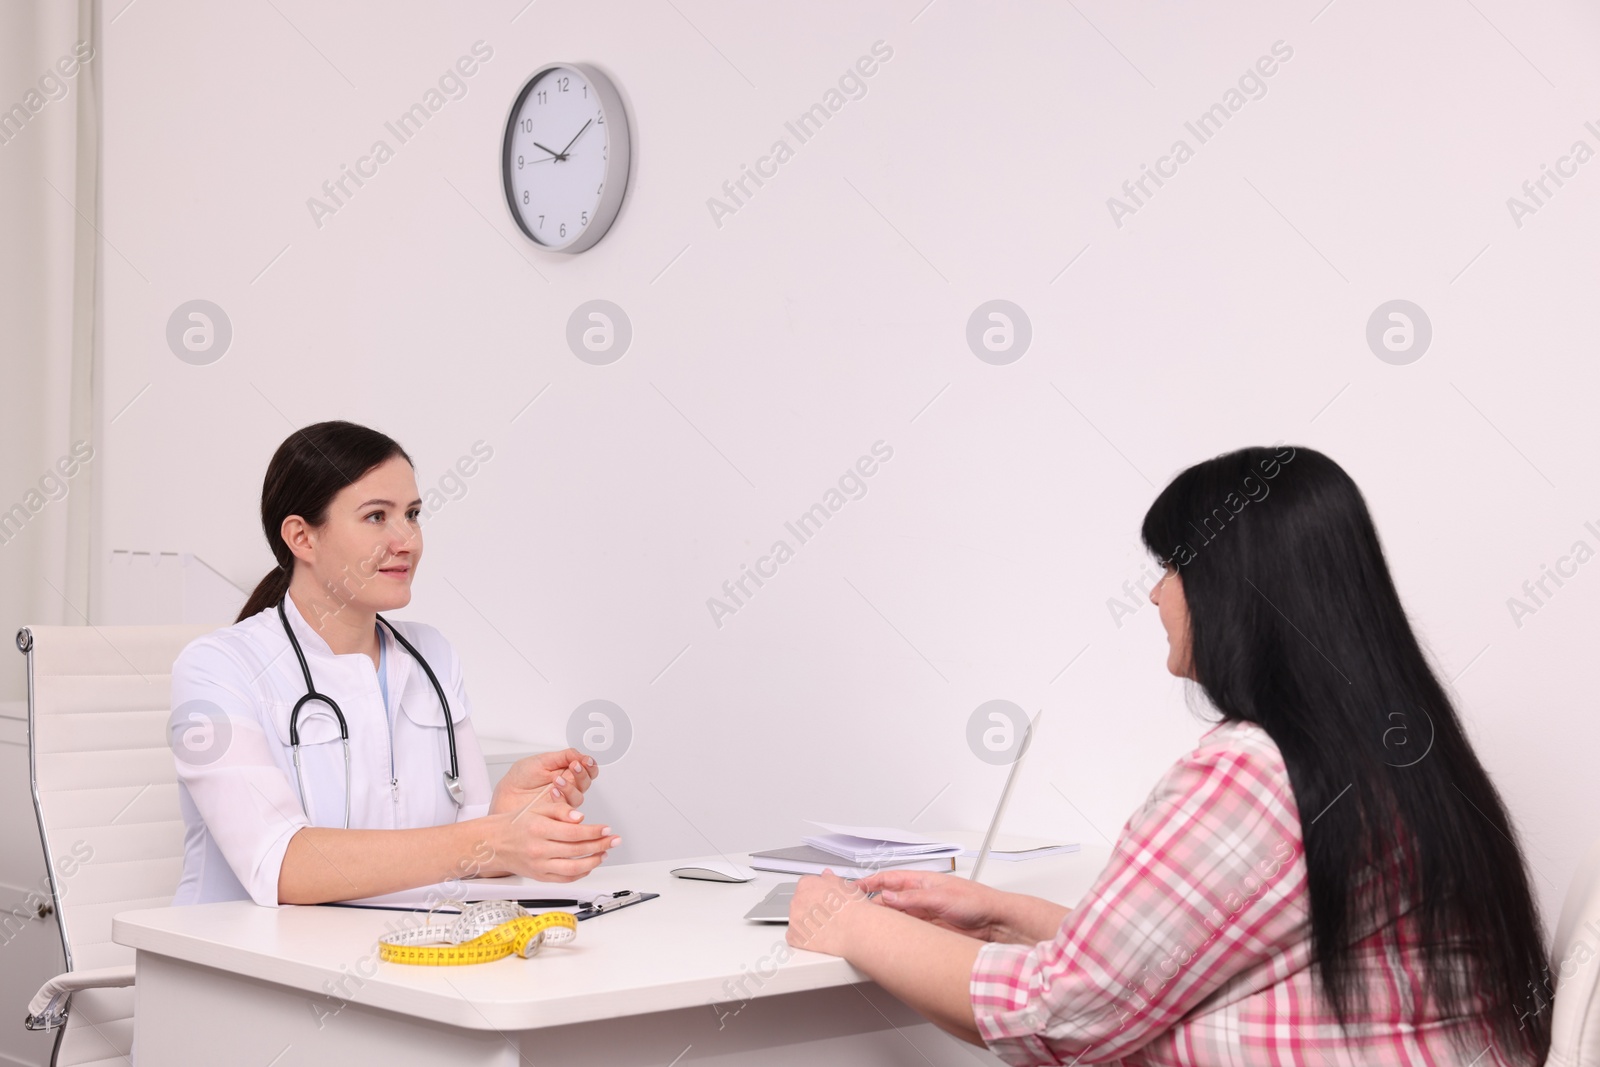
[557,119,593,159]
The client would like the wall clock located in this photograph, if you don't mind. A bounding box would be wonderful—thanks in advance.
[502,62,630,253]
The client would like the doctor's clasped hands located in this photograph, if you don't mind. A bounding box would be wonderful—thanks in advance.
[474,749,622,883]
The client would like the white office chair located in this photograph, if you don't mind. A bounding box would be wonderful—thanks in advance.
[1548,835,1600,1066]
[16,622,215,1067]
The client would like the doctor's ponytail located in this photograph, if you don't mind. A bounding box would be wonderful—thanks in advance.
[236,421,414,623]
[237,564,292,623]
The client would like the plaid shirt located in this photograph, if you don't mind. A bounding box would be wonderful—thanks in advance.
[970,719,1519,1066]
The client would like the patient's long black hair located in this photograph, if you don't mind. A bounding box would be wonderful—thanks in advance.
[1141,444,1549,1062]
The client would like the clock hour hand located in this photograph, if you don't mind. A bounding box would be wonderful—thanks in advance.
[531,141,564,161]
[557,119,593,158]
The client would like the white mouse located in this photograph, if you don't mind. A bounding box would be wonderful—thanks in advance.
[670,860,755,883]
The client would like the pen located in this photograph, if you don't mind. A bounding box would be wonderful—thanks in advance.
[322,897,594,912]
[842,875,879,901]
[521,891,634,912]
[571,890,651,919]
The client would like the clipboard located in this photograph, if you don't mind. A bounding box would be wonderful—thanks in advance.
[568,889,659,921]
[508,889,661,920]
[323,889,659,919]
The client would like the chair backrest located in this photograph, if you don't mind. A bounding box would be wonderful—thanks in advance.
[18,622,216,1067]
[1548,836,1600,1066]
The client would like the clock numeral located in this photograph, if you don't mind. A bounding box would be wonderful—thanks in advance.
[582,85,588,98]
[581,211,589,226]
[557,76,569,92]
[597,182,603,194]
[597,112,605,124]
[517,155,524,170]
[522,190,529,205]
[559,222,567,238]
[520,118,534,132]
[538,215,544,229]
[535,90,547,105]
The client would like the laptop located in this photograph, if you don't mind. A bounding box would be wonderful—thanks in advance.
[743,708,1041,922]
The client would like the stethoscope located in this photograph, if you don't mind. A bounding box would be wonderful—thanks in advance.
[277,598,464,828]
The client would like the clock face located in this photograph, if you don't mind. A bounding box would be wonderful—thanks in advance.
[502,63,629,253]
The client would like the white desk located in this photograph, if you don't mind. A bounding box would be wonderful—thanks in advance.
[114,846,1110,1066]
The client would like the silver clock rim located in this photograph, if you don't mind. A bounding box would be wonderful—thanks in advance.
[500,61,631,254]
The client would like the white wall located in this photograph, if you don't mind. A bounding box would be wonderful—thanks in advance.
[0,0,96,702]
[92,0,1599,928]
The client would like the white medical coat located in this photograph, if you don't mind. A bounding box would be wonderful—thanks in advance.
[168,595,491,907]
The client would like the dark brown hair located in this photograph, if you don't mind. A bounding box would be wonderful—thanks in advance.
[236,421,413,622]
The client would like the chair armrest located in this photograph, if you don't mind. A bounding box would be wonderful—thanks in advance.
[25,965,136,1031]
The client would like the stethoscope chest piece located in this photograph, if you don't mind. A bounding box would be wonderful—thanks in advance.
[277,597,463,829]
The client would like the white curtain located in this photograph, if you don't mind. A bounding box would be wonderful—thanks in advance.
[0,0,100,702]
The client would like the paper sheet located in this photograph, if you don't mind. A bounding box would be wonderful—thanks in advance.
[335,877,607,911]
[805,821,945,845]
[922,828,1081,861]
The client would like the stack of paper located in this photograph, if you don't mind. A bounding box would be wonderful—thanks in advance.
[745,844,957,878]
[748,822,965,878]
[748,822,1081,879]
[800,822,964,864]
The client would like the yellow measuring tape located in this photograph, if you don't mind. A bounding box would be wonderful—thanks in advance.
[378,900,578,966]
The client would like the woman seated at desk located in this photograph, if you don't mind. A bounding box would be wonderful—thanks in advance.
[789,445,1551,1066]
[169,420,621,907]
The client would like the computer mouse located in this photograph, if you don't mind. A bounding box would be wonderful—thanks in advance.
[670,861,755,882]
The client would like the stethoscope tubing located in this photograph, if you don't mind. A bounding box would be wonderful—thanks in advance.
[276,597,462,827]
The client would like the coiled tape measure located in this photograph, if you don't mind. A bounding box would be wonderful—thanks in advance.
[379,900,576,966]
[375,891,656,966]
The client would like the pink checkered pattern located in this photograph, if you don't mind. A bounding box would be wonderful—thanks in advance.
[969,719,1519,1066]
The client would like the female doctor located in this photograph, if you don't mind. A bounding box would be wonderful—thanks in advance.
[168,420,621,907]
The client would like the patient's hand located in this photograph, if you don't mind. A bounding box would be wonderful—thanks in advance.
[855,870,1005,942]
[786,870,873,956]
[491,749,597,816]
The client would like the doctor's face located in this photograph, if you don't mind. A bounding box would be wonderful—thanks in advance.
[304,455,423,612]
